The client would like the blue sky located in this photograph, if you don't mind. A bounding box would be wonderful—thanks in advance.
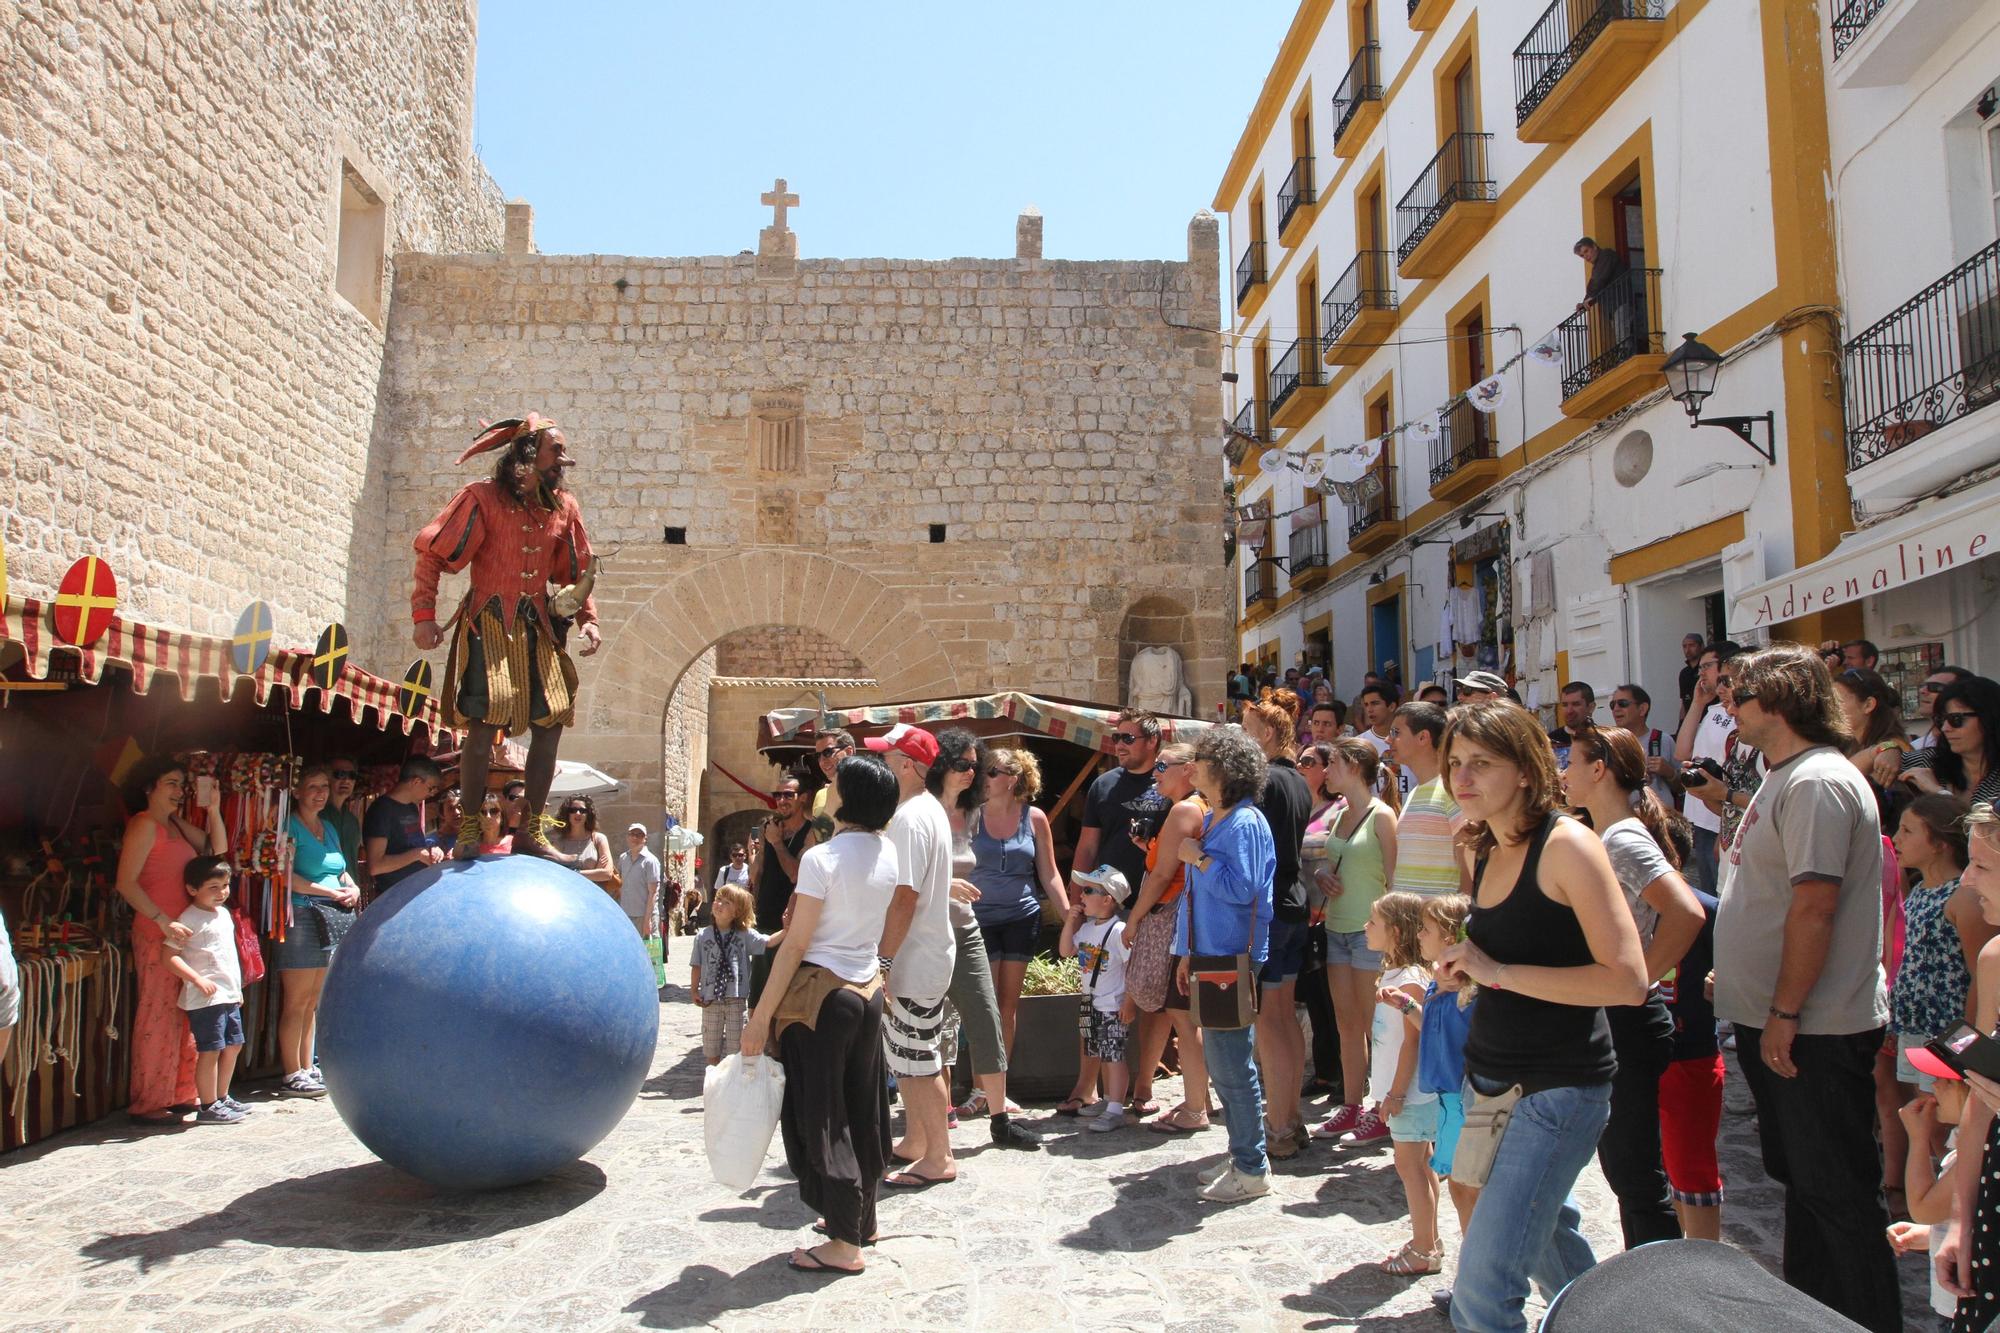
[472,2,1294,264]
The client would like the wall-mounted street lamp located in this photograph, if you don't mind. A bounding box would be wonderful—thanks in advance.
[1661,333,1776,464]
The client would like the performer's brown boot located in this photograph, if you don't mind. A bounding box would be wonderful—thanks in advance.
[454,813,483,860]
[515,812,563,858]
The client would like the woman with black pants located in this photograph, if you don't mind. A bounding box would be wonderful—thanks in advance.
[1562,726,1706,1248]
[742,755,904,1275]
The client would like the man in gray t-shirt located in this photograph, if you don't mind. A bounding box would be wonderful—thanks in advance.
[1709,644,1897,1331]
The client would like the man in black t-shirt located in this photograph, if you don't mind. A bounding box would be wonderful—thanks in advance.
[747,775,813,1003]
[365,756,446,900]
[1072,709,1162,893]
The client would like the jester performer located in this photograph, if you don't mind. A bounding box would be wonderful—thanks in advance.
[411,414,601,858]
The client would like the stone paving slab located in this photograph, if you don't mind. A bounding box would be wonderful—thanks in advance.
[0,987,1936,1330]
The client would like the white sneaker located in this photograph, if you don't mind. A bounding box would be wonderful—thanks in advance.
[1198,1165,1271,1203]
[279,1071,327,1099]
[1197,1158,1234,1187]
[1087,1109,1126,1133]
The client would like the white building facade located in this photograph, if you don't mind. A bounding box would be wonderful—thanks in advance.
[1218,0,1852,727]
[1729,0,2000,700]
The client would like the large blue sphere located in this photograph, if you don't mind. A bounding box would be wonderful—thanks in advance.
[317,853,658,1190]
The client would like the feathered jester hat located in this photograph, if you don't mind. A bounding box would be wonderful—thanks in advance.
[456,413,561,465]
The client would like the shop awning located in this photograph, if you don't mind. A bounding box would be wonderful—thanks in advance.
[1727,480,2000,636]
[0,596,454,738]
[761,689,1216,754]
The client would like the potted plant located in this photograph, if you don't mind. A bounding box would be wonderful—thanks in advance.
[1003,952,1084,1101]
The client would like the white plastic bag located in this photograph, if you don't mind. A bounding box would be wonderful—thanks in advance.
[703,1052,787,1192]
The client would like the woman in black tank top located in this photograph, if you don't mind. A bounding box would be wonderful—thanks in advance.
[1433,704,1646,1333]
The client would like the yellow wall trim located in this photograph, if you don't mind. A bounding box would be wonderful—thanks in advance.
[1608,511,1746,586]
[1216,0,1338,211]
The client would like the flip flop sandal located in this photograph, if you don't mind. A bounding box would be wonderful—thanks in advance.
[812,1221,877,1246]
[1148,1107,1210,1133]
[882,1169,956,1190]
[788,1247,864,1277]
[1055,1097,1089,1116]
[1129,1098,1163,1118]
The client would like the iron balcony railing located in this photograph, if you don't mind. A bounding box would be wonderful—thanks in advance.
[1290,513,1329,573]
[1843,237,2000,469]
[1277,157,1317,236]
[1332,42,1383,145]
[1245,559,1273,606]
[1346,465,1399,540]
[1556,266,1663,401]
[1235,240,1267,307]
[1230,397,1269,445]
[1321,251,1398,350]
[1269,337,1326,417]
[1514,0,1665,127]
[1429,397,1496,487]
[1395,133,1497,265]
[1831,0,1887,58]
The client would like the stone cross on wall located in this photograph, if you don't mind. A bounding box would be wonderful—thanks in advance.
[761,178,799,233]
[757,177,799,279]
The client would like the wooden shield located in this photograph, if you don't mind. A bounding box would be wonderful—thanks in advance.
[52,556,118,647]
[397,658,434,717]
[231,601,274,675]
[311,623,349,692]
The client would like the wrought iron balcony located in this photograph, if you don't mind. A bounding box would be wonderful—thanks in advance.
[1514,0,1665,130]
[1322,251,1398,351]
[1345,465,1399,542]
[1290,514,1328,576]
[1277,157,1317,239]
[1831,0,1887,58]
[1844,237,2000,469]
[1235,240,1267,308]
[1429,398,1497,488]
[1230,398,1269,445]
[1332,43,1384,149]
[1395,133,1496,267]
[1244,560,1274,607]
[1556,266,1663,402]
[1269,337,1327,420]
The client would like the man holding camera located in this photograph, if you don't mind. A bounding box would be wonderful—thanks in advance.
[1674,640,1740,894]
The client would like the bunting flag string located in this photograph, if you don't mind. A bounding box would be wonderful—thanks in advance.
[1234,318,1567,503]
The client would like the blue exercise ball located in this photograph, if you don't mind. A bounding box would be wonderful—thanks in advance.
[317,853,658,1190]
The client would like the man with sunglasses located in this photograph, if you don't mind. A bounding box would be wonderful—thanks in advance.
[325,759,364,875]
[747,775,814,1002]
[1073,710,1164,900]
[809,730,857,842]
[1674,640,1742,894]
[1608,684,1676,808]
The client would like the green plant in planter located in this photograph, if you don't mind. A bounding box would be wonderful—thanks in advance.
[1019,951,1080,996]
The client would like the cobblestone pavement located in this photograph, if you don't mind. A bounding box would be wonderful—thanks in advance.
[0,986,1937,1330]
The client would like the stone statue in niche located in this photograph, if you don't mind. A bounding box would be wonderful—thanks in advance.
[1128,646,1191,716]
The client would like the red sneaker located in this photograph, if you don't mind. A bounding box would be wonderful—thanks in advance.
[1312,1103,1361,1140]
[1342,1108,1391,1148]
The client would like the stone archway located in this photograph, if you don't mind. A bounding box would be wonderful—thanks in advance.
[566,549,963,832]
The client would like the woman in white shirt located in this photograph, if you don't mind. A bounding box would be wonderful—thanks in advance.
[742,754,903,1277]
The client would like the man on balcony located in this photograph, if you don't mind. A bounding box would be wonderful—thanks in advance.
[1575,236,1638,360]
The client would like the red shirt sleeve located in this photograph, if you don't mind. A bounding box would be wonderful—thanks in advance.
[565,497,598,629]
[411,485,485,624]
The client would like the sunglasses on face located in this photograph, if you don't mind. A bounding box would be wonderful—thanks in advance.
[1111,732,1141,745]
[564,807,587,817]
[481,806,503,818]
[1608,699,1635,709]
[772,791,798,800]
[986,766,1016,779]
[815,746,849,759]
[1080,885,1110,897]
[1154,759,1186,773]
[1297,756,1324,768]
[1732,687,1759,705]
[947,758,978,773]
[1942,711,1980,729]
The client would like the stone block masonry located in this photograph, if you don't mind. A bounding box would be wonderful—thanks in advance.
[354,212,1229,831]
[0,2,503,640]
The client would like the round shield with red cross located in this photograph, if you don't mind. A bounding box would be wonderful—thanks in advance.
[53,556,118,647]
[397,658,434,717]
[311,623,349,693]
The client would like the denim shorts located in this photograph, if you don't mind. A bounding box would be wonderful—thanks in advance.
[979,914,1041,964]
[1388,1094,1442,1143]
[1259,916,1310,986]
[186,1002,245,1053]
[1324,927,1384,970]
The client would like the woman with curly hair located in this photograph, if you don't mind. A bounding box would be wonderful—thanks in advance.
[1435,703,1646,1332]
[1175,724,1277,1203]
[970,744,1068,1063]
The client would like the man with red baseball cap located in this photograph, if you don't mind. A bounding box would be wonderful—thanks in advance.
[866,724,960,1188]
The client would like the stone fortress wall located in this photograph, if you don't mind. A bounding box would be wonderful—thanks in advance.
[353,211,1233,830]
[1,2,505,638]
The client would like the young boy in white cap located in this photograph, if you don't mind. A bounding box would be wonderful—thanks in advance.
[1059,864,1137,1131]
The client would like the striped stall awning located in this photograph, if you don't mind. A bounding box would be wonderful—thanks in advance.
[0,597,453,739]
[761,689,1216,755]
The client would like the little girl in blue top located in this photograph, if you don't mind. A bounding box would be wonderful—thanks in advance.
[1413,893,1478,1272]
